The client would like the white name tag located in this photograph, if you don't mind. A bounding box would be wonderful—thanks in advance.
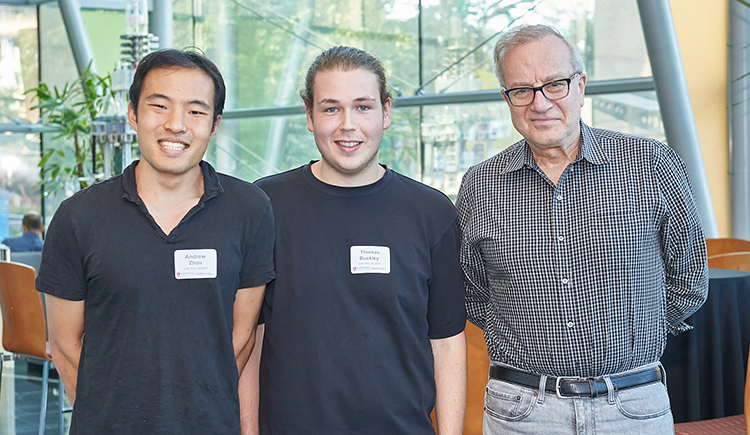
[174,249,217,279]
[350,246,390,274]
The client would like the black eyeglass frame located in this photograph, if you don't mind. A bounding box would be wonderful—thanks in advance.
[502,72,582,107]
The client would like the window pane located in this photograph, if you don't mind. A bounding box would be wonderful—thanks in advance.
[420,0,649,94]
[0,5,42,236]
[422,100,520,198]
[39,4,78,91]
[588,91,664,141]
[180,0,420,111]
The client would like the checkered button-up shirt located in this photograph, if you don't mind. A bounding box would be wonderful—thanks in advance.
[456,121,708,378]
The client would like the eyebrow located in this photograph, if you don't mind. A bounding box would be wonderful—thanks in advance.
[145,93,211,110]
[318,96,377,105]
[507,74,570,89]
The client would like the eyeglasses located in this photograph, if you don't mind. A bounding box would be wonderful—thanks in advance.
[503,73,581,107]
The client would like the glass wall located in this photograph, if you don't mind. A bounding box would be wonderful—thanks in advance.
[0,5,40,239]
[0,0,664,217]
[168,0,661,191]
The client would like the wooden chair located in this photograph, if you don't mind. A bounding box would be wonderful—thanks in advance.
[707,252,750,273]
[706,238,750,257]
[0,261,69,435]
[673,339,750,435]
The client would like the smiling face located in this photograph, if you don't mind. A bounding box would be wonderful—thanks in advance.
[306,67,391,187]
[501,35,586,153]
[127,66,220,181]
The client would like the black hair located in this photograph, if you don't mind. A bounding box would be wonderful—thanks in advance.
[129,48,226,128]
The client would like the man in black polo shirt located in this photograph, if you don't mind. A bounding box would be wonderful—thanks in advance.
[36,49,275,435]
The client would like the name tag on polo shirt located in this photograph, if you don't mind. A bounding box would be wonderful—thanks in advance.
[350,246,390,274]
[174,249,217,279]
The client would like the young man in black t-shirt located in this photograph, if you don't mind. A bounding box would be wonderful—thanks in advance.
[240,46,467,435]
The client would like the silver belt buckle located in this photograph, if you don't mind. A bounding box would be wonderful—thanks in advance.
[555,376,582,399]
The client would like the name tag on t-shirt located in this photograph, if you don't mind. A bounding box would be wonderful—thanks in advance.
[174,249,217,279]
[350,246,390,274]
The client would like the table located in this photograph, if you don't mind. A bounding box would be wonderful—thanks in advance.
[661,268,750,423]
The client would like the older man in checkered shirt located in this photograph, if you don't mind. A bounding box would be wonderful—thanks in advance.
[456,24,708,435]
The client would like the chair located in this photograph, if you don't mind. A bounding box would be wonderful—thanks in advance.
[706,238,750,258]
[10,251,43,272]
[707,252,750,273]
[673,342,750,435]
[0,261,69,435]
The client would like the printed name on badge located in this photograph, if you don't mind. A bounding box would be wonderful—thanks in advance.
[174,249,217,279]
[350,246,390,274]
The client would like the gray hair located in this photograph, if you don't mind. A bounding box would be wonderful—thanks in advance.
[493,24,584,87]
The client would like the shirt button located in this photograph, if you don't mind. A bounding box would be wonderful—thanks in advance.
[566,322,574,328]
[556,195,563,201]
[557,236,564,241]
[562,278,569,284]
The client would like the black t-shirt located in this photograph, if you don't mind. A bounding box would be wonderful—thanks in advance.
[36,161,275,435]
[257,163,465,435]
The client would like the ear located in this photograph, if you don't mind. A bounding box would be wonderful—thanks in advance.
[501,90,510,105]
[382,98,392,130]
[127,102,138,130]
[305,103,314,132]
[210,115,222,139]
[577,73,587,107]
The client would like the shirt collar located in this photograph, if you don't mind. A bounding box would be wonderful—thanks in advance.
[500,120,610,175]
[579,121,609,165]
[121,160,224,203]
[21,232,42,241]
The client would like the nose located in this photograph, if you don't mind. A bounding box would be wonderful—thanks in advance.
[529,89,553,112]
[340,109,356,131]
[164,109,187,134]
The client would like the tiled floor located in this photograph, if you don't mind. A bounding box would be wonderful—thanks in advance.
[0,359,70,435]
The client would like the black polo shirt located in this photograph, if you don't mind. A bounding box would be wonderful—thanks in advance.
[37,160,275,435]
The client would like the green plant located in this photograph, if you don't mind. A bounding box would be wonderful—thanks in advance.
[26,65,112,196]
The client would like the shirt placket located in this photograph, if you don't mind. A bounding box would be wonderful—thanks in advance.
[552,166,581,374]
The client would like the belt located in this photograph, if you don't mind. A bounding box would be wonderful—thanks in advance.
[489,365,663,399]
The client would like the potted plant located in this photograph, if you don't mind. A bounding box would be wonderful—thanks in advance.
[26,65,112,197]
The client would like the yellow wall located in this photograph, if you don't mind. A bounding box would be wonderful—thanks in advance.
[671,0,731,236]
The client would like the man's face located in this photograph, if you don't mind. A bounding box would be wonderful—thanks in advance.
[306,67,391,186]
[501,35,586,152]
[128,67,219,179]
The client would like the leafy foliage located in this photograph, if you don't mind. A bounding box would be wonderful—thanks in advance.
[25,65,112,196]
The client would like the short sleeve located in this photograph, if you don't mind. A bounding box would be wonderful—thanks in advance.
[36,204,87,301]
[427,218,467,339]
[238,199,276,289]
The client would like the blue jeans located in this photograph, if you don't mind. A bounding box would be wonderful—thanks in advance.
[483,363,674,434]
